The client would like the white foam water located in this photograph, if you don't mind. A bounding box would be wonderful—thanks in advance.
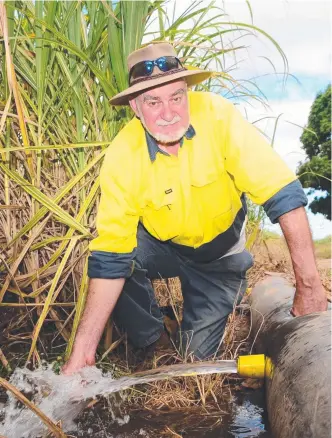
[0,365,115,437]
[0,360,237,438]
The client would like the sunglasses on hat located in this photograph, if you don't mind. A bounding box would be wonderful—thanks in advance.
[129,56,184,84]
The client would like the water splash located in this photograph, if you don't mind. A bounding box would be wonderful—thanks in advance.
[0,365,112,437]
[0,360,237,438]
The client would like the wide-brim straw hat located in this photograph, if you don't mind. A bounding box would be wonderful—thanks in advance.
[110,43,213,106]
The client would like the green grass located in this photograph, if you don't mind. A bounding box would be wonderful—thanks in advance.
[261,230,331,260]
[261,229,282,240]
[314,236,331,259]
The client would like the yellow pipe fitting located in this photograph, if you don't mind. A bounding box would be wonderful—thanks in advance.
[265,356,274,378]
[237,354,273,379]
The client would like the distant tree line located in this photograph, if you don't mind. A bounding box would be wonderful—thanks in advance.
[297,84,331,220]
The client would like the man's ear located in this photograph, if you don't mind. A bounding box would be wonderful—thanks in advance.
[129,97,139,117]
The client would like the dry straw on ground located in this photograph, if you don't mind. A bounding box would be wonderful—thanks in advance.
[117,275,253,411]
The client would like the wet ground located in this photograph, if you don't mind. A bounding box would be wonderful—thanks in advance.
[0,375,271,438]
[1,298,272,438]
[71,388,271,437]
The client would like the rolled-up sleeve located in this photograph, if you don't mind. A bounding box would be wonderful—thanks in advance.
[88,144,140,279]
[88,250,136,279]
[262,179,308,223]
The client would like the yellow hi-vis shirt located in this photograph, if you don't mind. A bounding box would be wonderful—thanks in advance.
[88,92,304,278]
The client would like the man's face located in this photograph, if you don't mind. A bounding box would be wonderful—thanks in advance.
[130,80,190,144]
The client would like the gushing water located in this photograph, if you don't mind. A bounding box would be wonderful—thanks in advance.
[0,360,237,438]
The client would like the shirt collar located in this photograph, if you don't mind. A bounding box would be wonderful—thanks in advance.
[145,124,196,162]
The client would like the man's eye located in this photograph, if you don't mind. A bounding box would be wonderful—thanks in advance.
[148,101,158,107]
[173,97,181,103]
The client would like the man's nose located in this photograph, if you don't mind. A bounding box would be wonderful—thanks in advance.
[161,102,174,122]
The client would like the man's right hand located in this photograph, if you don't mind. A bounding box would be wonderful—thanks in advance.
[61,278,125,375]
[62,350,96,375]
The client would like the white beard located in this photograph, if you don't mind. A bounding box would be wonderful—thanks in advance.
[136,102,189,145]
[152,126,189,144]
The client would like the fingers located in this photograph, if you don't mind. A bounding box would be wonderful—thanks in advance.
[61,363,73,375]
[61,360,83,375]
[61,357,96,375]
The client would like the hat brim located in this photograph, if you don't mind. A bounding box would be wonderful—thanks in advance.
[109,69,213,106]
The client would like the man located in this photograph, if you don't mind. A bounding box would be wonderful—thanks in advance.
[63,43,327,374]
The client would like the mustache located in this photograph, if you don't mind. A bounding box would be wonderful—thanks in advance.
[156,115,181,126]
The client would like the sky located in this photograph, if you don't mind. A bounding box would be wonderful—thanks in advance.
[223,0,331,239]
[146,0,331,239]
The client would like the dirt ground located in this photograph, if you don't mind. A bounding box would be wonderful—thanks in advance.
[249,235,331,300]
[317,258,331,270]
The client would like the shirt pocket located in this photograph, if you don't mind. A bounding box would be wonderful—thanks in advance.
[191,170,233,223]
[143,190,180,241]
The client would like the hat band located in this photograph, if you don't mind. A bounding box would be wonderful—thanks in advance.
[129,67,187,86]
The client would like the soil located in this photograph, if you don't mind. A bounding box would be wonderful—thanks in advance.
[317,258,331,270]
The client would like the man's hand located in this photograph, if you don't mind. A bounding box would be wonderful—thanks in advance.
[62,349,96,375]
[61,277,125,375]
[292,276,328,316]
[278,207,328,317]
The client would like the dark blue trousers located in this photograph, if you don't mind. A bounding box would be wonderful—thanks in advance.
[113,225,253,359]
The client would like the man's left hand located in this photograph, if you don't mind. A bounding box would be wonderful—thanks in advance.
[291,276,328,316]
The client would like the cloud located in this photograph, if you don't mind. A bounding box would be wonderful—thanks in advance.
[240,97,313,172]
[224,0,331,77]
